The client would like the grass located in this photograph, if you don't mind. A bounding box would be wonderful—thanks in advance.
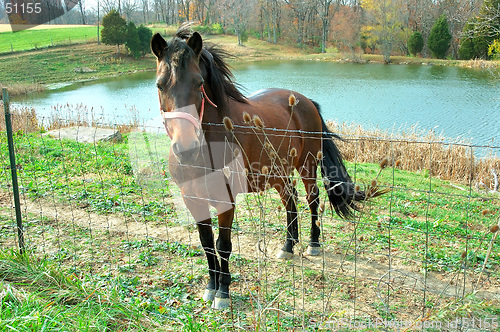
[0,26,100,53]
[0,108,499,329]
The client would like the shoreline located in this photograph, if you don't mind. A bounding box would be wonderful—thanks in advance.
[1,33,498,97]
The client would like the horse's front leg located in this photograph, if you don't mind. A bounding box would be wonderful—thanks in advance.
[212,206,235,310]
[184,198,220,303]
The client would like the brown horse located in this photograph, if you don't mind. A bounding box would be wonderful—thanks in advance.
[151,26,385,310]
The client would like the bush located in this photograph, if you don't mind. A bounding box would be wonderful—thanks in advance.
[408,31,424,56]
[137,25,153,56]
[428,14,452,59]
[125,22,141,59]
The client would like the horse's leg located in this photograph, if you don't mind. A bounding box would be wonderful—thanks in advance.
[302,175,322,256]
[212,206,235,310]
[184,199,220,302]
[277,183,299,260]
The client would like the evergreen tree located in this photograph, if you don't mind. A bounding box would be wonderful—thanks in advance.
[125,22,141,59]
[428,15,452,59]
[408,31,424,56]
[101,9,127,55]
[137,25,153,56]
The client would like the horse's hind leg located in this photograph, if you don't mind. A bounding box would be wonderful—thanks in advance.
[277,183,299,260]
[300,161,322,256]
[302,175,321,256]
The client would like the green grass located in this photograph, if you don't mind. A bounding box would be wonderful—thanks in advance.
[0,26,101,53]
[0,131,499,330]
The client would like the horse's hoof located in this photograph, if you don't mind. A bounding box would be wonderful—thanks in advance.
[307,246,322,256]
[277,250,293,260]
[212,297,231,310]
[203,289,216,302]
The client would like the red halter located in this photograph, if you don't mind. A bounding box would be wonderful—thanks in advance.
[161,85,217,139]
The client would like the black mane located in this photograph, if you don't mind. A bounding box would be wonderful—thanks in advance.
[171,25,248,110]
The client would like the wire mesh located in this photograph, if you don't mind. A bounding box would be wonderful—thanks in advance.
[1,110,499,330]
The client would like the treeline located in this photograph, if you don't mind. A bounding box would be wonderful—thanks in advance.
[1,0,498,61]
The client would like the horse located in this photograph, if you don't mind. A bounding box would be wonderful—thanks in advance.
[151,25,386,310]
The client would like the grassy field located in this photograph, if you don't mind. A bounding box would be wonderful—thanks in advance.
[0,25,101,53]
[0,109,499,330]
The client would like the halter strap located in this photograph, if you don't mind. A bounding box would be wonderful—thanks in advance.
[160,85,217,139]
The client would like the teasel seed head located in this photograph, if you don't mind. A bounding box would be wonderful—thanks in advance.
[289,147,298,158]
[316,150,323,160]
[264,142,272,150]
[292,179,297,187]
[253,115,264,129]
[223,117,234,131]
[482,209,490,216]
[261,165,269,175]
[490,224,499,233]
[243,112,251,123]
[265,183,271,190]
[379,157,389,169]
[319,202,325,214]
[289,94,298,106]
[316,220,321,227]
[278,205,282,211]
[395,160,402,167]
[355,184,361,192]
[234,148,240,158]
[371,179,378,188]
[270,151,277,159]
[461,251,467,259]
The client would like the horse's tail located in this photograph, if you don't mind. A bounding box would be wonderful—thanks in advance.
[311,101,387,219]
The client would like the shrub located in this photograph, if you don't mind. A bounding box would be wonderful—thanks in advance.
[408,31,424,56]
[125,22,141,59]
[428,14,452,59]
[137,25,153,56]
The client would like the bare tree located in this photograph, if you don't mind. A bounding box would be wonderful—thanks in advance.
[221,0,256,45]
[122,0,139,20]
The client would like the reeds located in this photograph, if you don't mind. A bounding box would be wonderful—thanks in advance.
[329,121,500,187]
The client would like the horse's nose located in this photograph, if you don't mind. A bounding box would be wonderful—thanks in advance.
[172,140,200,163]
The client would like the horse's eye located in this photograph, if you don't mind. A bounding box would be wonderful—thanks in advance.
[157,84,164,92]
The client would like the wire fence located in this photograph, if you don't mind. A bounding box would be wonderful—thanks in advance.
[1,102,500,330]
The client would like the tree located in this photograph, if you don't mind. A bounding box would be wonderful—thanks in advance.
[459,0,500,59]
[101,9,127,55]
[428,14,452,59]
[137,25,153,56]
[361,0,408,63]
[408,31,424,56]
[125,21,141,59]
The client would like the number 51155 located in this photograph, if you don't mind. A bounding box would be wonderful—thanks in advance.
[5,1,42,14]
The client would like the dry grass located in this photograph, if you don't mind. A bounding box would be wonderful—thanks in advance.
[1,105,498,189]
[0,24,91,33]
[0,83,44,96]
[329,121,500,189]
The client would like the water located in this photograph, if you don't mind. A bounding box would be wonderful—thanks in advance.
[13,61,500,146]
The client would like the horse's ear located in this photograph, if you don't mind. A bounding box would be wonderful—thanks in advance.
[187,32,203,58]
[151,33,167,59]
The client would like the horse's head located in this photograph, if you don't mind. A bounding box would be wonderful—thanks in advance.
[151,31,207,164]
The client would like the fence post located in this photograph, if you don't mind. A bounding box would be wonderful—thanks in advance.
[2,88,25,255]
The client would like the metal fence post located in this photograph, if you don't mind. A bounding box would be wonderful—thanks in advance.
[2,88,25,254]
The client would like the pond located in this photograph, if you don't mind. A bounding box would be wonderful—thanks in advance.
[13,61,500,147]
